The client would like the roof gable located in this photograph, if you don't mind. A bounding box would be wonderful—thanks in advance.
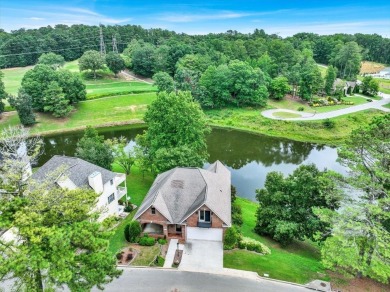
[134,161,231,226]
[31,155,117,189]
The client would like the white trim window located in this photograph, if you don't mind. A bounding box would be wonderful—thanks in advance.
[108,193,115,204]
[199,210,211,222]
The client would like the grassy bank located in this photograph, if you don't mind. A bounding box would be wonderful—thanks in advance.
[206,107,386,145]
[224,198,328,284]
[0,92,156,134]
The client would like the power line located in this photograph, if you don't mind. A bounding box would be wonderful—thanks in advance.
[112,35,118,53]
[0,44,99,57]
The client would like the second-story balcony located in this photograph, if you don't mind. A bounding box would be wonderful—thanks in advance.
[117,186,127,199]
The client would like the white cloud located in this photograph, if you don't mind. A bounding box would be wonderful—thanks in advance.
[28,17,45,21]
[156,9,290,23]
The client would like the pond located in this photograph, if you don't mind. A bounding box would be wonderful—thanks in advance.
[39,125,347,201]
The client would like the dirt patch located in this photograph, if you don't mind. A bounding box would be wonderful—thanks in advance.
[360,61,386,74]
[117,247,137,265]
[330,272,390,291]
[114,105,147,112]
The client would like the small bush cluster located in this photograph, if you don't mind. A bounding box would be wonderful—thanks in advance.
[238,237,271,255]
[139,234,156,246]
[157,238,167,245]
[124,221,142,242]
[124,204,133,212]
[223,226,241,250]
[297,106,305,111]
[322,118,336,129]
[309,97,354,107]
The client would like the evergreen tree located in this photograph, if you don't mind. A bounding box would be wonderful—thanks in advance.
[8,89,36,125]
[43,81,73,118]
[324,65,337,95]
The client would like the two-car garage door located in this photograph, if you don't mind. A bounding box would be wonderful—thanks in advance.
[186,227,223,241]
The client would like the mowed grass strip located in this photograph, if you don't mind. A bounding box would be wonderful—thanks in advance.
[86,81,156,98]
[0,92,157,134]
[224,198,328,284]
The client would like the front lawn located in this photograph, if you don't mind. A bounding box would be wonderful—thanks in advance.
[224,198,329,284]
[130,244,161,266]
[267,98,314,112]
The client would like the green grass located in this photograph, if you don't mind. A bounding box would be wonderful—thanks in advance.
[224,198,328,284]
[130,244,161,266]
[378,78,390,94]
[0,92,157,134]
[317,64,327,78]
[1,66,34,95]
[107,165,155,255]
[312,96,368,113]
[272,112,302,118]
[383,103,390,109]
[268,98,314,112]
[206,107,387,145]
[86,80,156,98]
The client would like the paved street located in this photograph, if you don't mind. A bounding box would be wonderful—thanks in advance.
[93,268,308,292]
[262,92,390,121]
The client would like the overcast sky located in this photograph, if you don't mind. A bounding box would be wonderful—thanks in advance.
[1,0,389,37]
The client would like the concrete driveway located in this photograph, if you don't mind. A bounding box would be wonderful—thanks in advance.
[179,239,223,272]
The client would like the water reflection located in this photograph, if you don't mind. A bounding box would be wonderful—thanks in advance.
[40,126,347,201]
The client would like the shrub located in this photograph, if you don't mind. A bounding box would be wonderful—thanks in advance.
[223,226,241,250]
[124,204,133,212]
[238,237,271,255]
[297,107,304,111]
[124,221,142,242]
[367,99,373,102]
[232,202,243,226]
[116,252,123,260]
[323,118,335,129]
[139,235,156,246]
[158,238,167,245]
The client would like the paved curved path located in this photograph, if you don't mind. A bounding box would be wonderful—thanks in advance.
[262,93,390,121]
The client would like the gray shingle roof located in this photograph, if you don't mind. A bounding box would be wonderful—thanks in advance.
[134,161,231,226]
[31,155,117,189]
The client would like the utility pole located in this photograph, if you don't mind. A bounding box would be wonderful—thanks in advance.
[112,35,118,53]
[99,24,106,56]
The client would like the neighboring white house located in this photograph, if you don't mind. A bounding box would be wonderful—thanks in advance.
[0,143,33,183]
[31,155,128,221]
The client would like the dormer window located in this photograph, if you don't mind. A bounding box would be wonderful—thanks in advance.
[151,207,156,214]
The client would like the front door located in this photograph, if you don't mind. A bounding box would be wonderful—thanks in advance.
[176,224,182,233]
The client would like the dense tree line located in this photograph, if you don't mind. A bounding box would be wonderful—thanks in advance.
[1,25,389,69]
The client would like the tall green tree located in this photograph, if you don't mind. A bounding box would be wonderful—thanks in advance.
[131,44,156,77]
[75,126,114,170]
[314,115,390,283]
[269,76,290,100]
[21,65,85,113]
[0,71,6,116]
[0,178,121,291]
[78,50,105,79]
[331,41,362,80]
[255,164,342,246]
[362,76,380,96]
[153,72,175,93]
[105,52,125,77]
[106,137,136,175]
[8,89,36,125]
[37,52,65,69]
[298,58,323,101]
[136,91,210,172]
[324,65,338,95]
[43,81,73,118]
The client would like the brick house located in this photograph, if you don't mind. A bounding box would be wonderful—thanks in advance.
[134,161,231,242]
